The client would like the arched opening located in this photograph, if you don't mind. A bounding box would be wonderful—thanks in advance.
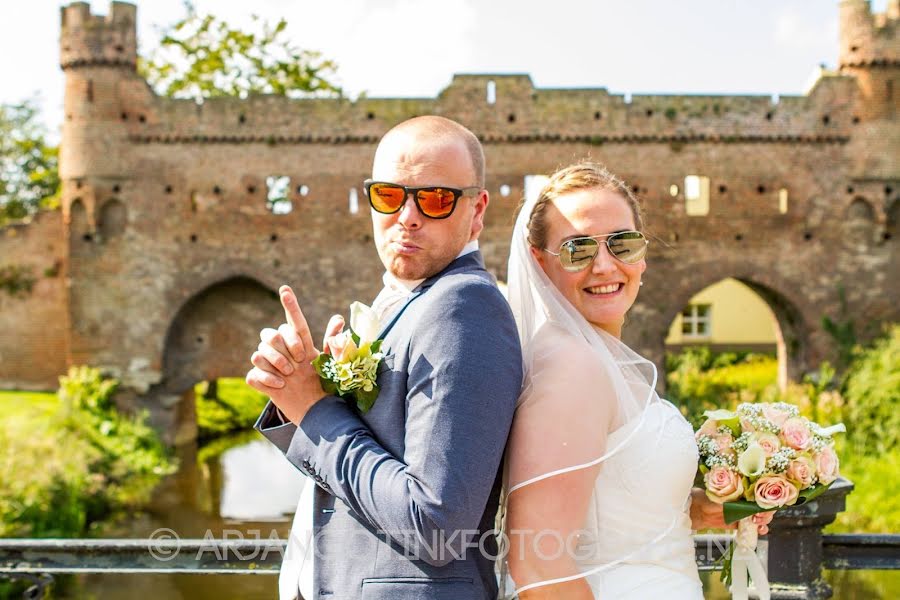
[845,196,876,224]
[98,198,127,239]
[144,276,283,444]
[663,277,806,425]
[130,276,307,543]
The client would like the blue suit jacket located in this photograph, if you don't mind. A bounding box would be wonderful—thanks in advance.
[256,251,523,599]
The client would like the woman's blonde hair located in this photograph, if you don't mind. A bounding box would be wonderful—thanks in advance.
[524,162,644,249]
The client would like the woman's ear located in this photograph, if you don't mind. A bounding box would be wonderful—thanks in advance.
[530,245,546,270]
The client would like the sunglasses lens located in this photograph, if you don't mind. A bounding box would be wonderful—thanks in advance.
[416,188,457,218]
[607,232,648,264]
[369,183,406,213]
[559,238,600,271]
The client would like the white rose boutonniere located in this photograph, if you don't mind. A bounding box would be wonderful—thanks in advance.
[312,302,385,413]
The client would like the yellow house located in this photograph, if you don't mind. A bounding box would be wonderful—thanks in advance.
[665,278,777,352]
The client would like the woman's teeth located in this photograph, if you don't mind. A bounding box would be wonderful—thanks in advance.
[586,284,622,295]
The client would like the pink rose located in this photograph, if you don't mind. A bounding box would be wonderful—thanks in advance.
[740,417,757,433]
[696,419,719,440]
[814,446,840,485]
[705,467,744,504]
[781,417,812,451]
[754,475,800,509]
[762,405,791,428]
[785,456,817,489]
[714,433,736,457]
[755,433,781,457]
[329,330,357,363]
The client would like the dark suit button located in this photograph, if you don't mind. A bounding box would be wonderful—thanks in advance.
[321,483,331,491]
[302,460,310,468]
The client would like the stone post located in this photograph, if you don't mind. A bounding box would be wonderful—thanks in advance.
[766,477,854,599]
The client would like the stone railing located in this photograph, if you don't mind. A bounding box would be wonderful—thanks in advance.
[2,478,898,599]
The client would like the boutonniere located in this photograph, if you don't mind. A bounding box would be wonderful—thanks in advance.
[313,301,385,413]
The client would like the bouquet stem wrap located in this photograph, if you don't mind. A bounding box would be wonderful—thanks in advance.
[730,517,770,600]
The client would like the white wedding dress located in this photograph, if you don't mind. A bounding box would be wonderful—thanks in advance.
[577,398,703,598]
[500,188,703,598]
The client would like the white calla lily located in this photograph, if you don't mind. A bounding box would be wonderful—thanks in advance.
[738,442,768,477]
[816,423,847,437]
[350,301,381,344]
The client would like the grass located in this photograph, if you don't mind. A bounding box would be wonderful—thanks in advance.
[0,371,174,539]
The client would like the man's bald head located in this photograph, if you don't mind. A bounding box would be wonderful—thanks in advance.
[376,116,485,187]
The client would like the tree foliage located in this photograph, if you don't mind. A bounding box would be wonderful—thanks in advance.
[0,99,60,224]
[139,4,342,101]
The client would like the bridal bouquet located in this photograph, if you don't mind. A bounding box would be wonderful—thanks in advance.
[695,402,845,600]
[312,302,384,414]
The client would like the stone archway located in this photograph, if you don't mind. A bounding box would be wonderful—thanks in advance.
[645,268,812,390]
[144,276,285,444]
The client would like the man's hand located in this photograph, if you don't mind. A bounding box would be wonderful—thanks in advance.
[690,488,774,535]
[246,285,342,425]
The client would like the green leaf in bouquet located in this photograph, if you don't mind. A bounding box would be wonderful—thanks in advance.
[351,330,361,346]
[312,353,332,377]
[318,376,338,396]
[795,482,833,506]
[370,339,382,354]
[694,469,706,488]
[355,383,380,414]
[723,500,769,524]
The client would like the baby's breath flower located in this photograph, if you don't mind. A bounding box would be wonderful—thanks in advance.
[766,447,797,474]
[731,432,753,453]
[697,435,720,458]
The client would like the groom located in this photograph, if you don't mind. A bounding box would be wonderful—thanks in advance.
[247,116,523,599]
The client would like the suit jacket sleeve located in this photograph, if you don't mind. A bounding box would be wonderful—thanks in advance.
[256,278,522,566]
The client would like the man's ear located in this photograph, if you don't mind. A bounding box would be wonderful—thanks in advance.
[470,189,489,239]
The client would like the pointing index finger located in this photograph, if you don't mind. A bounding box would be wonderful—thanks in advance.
[279,285,316,355]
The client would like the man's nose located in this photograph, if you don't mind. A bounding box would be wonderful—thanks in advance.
[396,193,423,229]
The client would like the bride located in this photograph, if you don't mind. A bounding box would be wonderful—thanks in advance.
[499,162,771,599]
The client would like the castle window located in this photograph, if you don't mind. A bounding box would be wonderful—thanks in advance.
[349,187,359,214]
[266,176,293,215]
[681,304,711,338]
[778,188,789,214]
[669,184,679,197]
[684,175,710,216]
[500,184,511,197]
[486,80,496,105]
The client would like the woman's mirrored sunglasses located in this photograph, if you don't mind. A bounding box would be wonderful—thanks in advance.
[544,231,649,272]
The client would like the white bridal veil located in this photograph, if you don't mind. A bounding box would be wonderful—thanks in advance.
[498,187,671,597]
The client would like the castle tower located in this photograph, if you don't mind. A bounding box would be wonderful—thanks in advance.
[59,1,140,231]
[839,0,899,122]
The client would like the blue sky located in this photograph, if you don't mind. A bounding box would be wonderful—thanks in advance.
[0,1,888,138]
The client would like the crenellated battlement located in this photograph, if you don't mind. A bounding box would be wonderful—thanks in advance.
[60,1,137,70]
[839,0,900,68]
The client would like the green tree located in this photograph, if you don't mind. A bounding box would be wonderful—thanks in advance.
[0,99,60,224]
[139,4,342,101]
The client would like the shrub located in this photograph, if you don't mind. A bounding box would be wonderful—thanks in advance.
[0,367,175,538]
[195,378,269,439]
[842,325,900,456]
